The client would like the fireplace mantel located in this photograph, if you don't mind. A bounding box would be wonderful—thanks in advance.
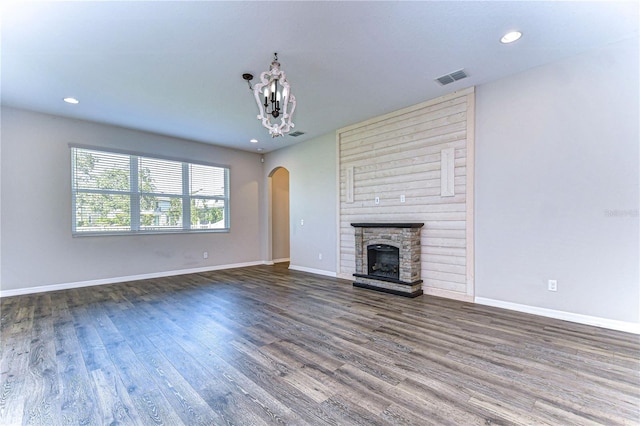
[351,223,424,297]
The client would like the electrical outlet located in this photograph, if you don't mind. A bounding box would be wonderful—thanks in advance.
[375,196,380,205]
[301,219,304,226]
[400,194,406,203]
[318,253,322,260]
[203,251,208,259]
[548,279,557,292]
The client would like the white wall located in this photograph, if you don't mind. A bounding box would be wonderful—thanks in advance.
[263,133,337,276]
[336,89,475,301]
[475,38,639,324]
[1,107,263,292]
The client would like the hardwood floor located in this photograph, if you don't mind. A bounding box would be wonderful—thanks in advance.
[1,263,638,425]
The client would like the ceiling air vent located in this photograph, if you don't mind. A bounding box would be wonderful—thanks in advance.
[435,69,468,86]
[288,131,305,137]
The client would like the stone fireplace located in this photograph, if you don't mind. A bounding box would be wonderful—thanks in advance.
[351,223,424,297]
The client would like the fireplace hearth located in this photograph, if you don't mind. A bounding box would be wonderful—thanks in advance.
[351,223,424,297]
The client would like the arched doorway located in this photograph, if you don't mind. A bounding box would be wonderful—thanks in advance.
[269,167,290,263]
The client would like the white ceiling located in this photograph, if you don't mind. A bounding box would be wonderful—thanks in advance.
[2,1,638,153]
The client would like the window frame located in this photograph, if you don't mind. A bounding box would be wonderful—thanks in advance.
[70,144,230,236]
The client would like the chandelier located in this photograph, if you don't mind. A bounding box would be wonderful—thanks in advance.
[243,53,296,138]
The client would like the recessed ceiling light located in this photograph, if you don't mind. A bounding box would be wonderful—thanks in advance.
[250,139,258,143]
[501,31,522,44]
[63,97,79,104]
[257,148,264,152]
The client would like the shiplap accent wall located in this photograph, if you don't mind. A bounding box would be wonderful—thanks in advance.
[336,87,475,301]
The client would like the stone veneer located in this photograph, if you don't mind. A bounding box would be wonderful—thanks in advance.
[351,223,424,297]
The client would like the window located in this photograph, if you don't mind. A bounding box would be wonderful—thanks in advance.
[71,146,229,235]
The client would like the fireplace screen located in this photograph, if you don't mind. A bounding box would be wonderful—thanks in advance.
[367,244,400,280]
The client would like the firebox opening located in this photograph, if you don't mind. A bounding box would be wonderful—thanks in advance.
[367,244,400,280]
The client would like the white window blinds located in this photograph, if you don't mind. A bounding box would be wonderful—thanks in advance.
[71,146,229,235]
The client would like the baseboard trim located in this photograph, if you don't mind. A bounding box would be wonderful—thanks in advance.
[475,297,640,335]
[0,261,267,298]
[288,264,337,278]
[272,258,290,264]
[10,268,634,334]
[423,287,474,303]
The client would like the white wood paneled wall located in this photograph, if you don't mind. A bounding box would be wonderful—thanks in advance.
[336,87,475,301]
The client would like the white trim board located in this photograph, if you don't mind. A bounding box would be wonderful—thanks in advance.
[424,287,474,303]
[288,264,337,278]
[475,297,640,335]
[272,258,290,264]
[0,261,266,298]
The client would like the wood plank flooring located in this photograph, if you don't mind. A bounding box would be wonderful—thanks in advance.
[1,263,638,425]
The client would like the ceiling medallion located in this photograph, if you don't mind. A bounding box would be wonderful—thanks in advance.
[243,53,296,138]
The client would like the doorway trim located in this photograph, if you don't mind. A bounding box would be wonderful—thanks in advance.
[268,166,290,264]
